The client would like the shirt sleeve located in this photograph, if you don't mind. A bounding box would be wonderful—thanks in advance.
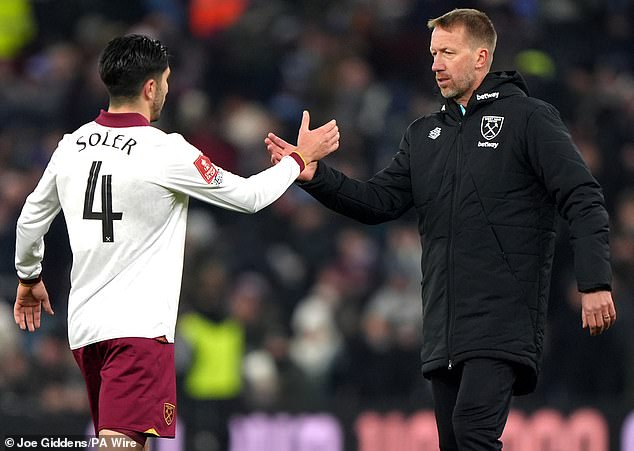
[15,151,63,279]
[155,134,301,214]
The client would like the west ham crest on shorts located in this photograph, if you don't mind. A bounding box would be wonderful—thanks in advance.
[164,402,175,426]
[480,116,504,140]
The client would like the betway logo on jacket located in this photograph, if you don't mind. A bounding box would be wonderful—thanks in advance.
[476,92,499,101]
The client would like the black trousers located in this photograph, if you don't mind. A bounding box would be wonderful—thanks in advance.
[429,358,517,451]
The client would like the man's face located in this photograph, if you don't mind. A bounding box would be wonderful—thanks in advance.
[430,25,480,105]
[150,67,170,122]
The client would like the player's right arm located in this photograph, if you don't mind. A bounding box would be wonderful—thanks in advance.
[159,112,339,213]
[15,149,62,281]
[14,146,61,331]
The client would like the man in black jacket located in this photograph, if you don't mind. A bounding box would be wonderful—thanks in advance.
[266,8,616,451]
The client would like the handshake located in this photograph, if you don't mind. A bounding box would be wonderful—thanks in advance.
[264,110,339,182]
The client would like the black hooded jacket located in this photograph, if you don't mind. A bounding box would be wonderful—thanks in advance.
[299,71,611,394]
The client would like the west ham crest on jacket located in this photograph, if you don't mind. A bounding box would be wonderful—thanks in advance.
[480,116,504,140]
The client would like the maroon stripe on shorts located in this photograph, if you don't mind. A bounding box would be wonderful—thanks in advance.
[72,337,176,440]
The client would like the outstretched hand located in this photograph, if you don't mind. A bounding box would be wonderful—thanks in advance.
[265,110,338,182]
[265,133,294,166]
[265,133,318,182]
[14,281,53,332]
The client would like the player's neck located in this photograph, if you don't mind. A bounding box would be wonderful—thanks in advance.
[108,101,151,123]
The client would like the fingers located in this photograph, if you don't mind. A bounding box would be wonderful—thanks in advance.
[588,315,603,335]
[14,306,42,332]
[14,294,51,332]
[309,121,339,148]
[264,137,277,153]
[608,304,617,323]
[265,133,295,167]
[584,311,614,336]
[16,305,37,332]
[313,119,337,133]
[321,125,339,142]
[329,139,340,153]
[581,310,598,336]
[581,291,616,336]
[271,112,339,164]
[265,134,296,166]
[300,110,310,132]
[327,129,341,147]
[298,113,337,142]
[32,305,41,331]
[266,133,294,151]
[321,128,340,154]
[325,136,340,154]
[14,304,26,331]
[42,296,55,316]
[599,306,616,330]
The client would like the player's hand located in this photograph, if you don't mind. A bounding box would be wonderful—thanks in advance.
[265,133,318,182]
[14,281,53,332]
[265,133,294,165]
[265,111,337,181]
[581,290,616,336]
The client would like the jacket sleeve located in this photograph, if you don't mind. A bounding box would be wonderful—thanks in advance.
[298,130,414,225]
[526,104,611,292]
[15,151,62,279]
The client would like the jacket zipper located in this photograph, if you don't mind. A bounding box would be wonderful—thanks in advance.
[447,119,463,370]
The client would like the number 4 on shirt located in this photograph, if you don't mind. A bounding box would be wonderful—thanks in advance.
[83,161,123,243]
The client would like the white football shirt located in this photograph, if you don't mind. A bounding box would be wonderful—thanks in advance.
[15,110,302,349]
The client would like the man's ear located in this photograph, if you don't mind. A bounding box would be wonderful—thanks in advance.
[475,47,489,70]
[142,78,156,101]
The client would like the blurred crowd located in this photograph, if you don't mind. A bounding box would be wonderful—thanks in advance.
[0,0,633,449]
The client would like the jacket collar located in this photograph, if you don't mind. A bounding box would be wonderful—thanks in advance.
[95,110,150,127]
[439,71,529,120]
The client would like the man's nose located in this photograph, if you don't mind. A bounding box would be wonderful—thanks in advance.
[431,56,444,72]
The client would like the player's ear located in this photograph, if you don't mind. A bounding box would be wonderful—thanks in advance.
[143,78,156,101]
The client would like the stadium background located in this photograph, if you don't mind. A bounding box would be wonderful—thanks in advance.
[0,0,633,450]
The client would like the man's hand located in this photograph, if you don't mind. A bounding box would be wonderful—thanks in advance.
[265,110,339,182]
[14,281,53,332]
[265,133,318,182]
[581,290,616,336]
[295,110,339,163]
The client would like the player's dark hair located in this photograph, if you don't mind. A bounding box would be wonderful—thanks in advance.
[427,8,497,55]
[99,34,169,101]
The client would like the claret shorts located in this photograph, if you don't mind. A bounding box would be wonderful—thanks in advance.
[72,336,176,445]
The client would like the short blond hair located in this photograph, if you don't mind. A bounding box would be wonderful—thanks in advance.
[427,8,497,55]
